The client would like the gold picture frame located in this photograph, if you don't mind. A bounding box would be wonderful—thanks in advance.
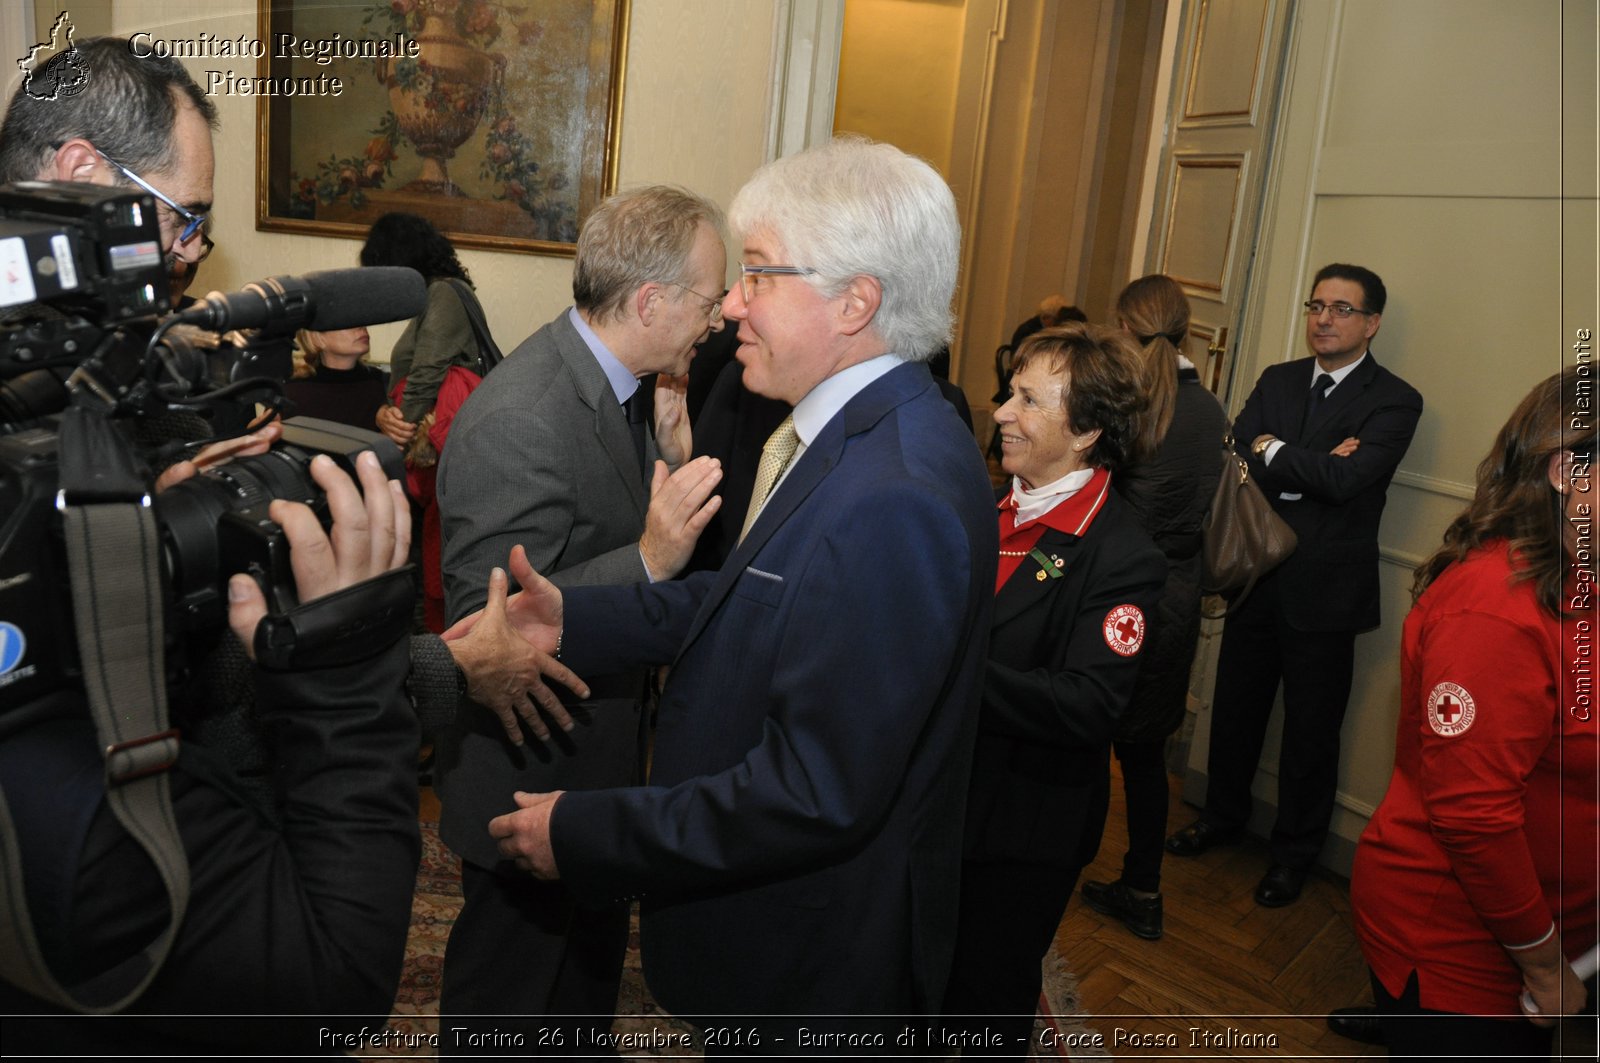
[255,0,628,256]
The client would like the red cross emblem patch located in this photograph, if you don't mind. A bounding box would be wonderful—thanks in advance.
[1427,682,1476,737]
[1102,604,1146,657]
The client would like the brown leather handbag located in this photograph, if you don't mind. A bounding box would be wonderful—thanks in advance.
[1200,430,1297,617]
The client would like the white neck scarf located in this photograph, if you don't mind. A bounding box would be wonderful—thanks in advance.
[1010,466,1096,526]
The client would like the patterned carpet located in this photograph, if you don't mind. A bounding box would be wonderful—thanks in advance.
[373,823,1101,1060]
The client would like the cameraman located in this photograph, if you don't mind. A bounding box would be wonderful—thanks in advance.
[0,35,583,748]
[0,35,581,1050]
[0,448,418,1046]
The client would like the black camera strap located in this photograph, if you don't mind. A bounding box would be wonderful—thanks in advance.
[0,402,189,1012]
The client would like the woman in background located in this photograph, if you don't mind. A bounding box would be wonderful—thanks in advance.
[1350,368,1595,1061]
[360,212,488,451]
[945,325,1166,1056]
[360,213,493,631]
[285,326,389,431]
[1079,274,1227,940]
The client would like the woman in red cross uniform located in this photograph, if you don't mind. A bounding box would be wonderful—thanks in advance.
[1351,367,1597,1060]
[943,325,1167,1055]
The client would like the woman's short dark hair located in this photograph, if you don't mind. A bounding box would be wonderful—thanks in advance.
[359,212,471,286]
[1009,323,1150,471]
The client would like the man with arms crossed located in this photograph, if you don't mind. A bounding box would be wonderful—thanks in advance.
[1167,263,1423,909]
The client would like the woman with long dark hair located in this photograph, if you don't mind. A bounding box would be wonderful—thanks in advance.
[360,212,484,441]
[1350,367,1595,1060]
[1079,274,1226,939]
[361,212,495,631]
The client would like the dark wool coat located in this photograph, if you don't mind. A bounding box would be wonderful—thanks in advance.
[1112,370,1229,742]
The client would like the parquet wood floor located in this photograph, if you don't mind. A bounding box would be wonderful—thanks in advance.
[1053,763,1599,1061]
[1052,762,1384,1060]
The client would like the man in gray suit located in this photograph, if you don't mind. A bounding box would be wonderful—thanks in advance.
[433,185,727,1047]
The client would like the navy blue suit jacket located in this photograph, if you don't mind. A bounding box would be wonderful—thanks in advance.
[1235,351,1422,632]
[548,361,997,1018]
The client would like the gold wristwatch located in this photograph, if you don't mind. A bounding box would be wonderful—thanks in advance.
[1252,436,1276,457]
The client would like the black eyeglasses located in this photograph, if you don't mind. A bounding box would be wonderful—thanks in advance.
[95,148,208,244]
[1304,301,1375,320]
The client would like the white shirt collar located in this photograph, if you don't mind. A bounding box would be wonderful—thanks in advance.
[790,353,905,446]
[1315,351,1367,391]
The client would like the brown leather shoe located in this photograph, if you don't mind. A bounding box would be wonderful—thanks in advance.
[1164,819,1241,857]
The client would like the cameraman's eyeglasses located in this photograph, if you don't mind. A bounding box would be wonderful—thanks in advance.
[94,148,209,245]
[1303,301,1375,320]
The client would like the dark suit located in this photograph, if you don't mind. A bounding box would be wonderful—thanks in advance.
[433,310,652,1036]
[687,356,976,573]
[1201,351,1422,868]
[945,481,1165,1051]
[548,361,997,1025]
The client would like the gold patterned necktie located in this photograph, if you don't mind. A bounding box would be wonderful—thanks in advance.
[738,414,800,543]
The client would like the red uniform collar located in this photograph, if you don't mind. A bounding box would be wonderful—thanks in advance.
[998,466,1113,541]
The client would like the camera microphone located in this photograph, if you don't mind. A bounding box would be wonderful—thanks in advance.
[174,267,427,333]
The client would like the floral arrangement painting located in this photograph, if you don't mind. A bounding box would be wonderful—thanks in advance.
[257,0,627,254]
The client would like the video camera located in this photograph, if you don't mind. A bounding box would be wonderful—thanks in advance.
[0,181,427,725]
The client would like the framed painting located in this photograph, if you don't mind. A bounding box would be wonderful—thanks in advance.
[255,0,629,256]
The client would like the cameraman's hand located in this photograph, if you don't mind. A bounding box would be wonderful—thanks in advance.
[446,564,591,746]
[154,422,282,493]
[228,450,411,661]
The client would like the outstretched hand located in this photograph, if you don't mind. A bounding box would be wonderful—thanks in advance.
[445,562,590,745]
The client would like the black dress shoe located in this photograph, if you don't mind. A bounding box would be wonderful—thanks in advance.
[1164,819,1240,857]
[1326,1005,1385,1045]
[1081,879,1164,940]
[1253,864,1307,907]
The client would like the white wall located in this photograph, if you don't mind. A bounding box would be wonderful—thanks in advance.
[1186,0,1600,873]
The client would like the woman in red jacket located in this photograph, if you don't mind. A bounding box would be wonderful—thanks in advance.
[1351,367,1595,1060]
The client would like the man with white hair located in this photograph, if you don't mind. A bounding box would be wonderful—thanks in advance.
[476,137,996,1034]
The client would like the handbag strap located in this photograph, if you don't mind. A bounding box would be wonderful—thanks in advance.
[442,278,503,377]
[1200,426,1277,620]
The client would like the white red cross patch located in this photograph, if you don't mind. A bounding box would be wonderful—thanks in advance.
[1426,681,1476,737]
[1102,604,1146,657]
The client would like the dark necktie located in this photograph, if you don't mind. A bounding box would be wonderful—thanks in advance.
[1302,372,1335,437]
[622,387,649,477]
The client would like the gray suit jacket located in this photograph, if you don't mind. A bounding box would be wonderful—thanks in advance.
[434,309,653,868]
